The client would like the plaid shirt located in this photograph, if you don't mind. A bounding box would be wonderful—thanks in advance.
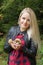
[8,34,31,65]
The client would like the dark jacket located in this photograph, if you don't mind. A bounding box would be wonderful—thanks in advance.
[4,26,38,65]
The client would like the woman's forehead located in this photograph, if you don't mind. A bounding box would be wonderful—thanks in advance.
[21,12,31,18]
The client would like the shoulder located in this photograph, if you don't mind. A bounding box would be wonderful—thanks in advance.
[10,26,18,30]
[9,25,19,32]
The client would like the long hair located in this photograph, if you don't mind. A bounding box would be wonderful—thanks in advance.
[18,8,41,49]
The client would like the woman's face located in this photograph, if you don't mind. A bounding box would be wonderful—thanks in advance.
[19,12,31,31]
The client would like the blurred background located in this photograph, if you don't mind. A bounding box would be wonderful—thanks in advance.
[0,0,43,65]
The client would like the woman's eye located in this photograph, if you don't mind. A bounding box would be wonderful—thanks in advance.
[22,17,25,20]
[27,19,30,21]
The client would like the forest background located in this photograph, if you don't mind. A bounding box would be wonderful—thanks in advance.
[0,0,43,65]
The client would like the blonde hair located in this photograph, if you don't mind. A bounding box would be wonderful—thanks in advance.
[18,8,41,49]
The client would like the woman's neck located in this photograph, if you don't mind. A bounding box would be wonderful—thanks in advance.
[20,27,26,32]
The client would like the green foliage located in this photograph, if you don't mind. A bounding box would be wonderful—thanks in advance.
[0,0,43,35]
[0,0,43,65]
[36,41,43,65]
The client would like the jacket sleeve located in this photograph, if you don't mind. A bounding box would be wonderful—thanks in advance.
[22,38,38,57]
[4,27,16,53]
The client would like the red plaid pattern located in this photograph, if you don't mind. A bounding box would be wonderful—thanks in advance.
[8,34,31,65]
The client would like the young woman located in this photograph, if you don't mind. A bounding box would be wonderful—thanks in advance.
[4,8,40,65]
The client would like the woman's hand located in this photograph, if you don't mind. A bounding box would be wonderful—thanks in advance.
[13,38,21,50]
[8,39,16,49]
[8,38,21,50]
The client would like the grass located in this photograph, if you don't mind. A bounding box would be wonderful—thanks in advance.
[0,37,8,65]
[0,52,7,65]
[0,37,43,65]
[37,40,43,65]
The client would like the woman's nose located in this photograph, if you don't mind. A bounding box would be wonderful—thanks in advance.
[24,20,27,23]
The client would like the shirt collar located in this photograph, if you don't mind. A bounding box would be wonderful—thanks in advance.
[18,26,27,34]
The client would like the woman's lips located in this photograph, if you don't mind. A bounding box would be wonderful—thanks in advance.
[23,24,27,26]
